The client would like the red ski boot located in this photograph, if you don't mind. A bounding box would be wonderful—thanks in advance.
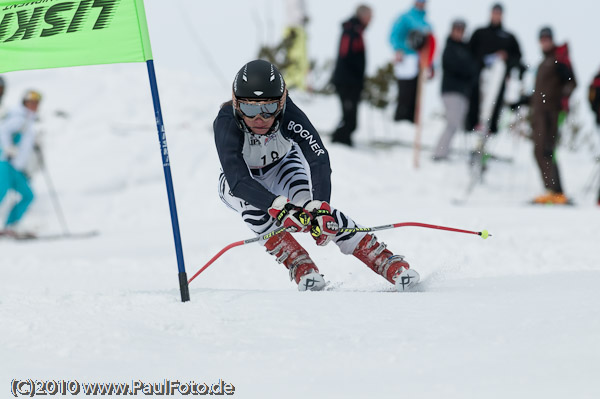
[352,234,420,291]
[265,232,326,291]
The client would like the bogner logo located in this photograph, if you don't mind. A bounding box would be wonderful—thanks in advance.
[0,0,120,42]
[287,121,325,156]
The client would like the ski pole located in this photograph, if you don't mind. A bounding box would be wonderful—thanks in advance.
[188,222,490,285]
[35,146,70,235]
[188,226,288,284]
[339,222,490,238]
[582,158,600,194]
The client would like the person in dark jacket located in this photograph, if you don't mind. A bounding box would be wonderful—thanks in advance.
[530,27,576,205]
[589,69,600,126]
[433,19,477,160]
[330,5,372,146]
[466,3,522,133]
[214,59,419,291]
[589,69,600,206]
[0,76,5,106]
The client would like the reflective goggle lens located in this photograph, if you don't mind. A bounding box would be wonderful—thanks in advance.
[238,101,279,119]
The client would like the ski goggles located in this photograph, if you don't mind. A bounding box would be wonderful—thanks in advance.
[237,99,281,119]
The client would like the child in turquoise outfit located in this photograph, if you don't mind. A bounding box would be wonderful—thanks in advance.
[0,90,42,231]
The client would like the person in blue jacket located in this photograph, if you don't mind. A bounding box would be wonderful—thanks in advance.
[389,0,432,122]
[214,60,420,291]
[0,90,42,232]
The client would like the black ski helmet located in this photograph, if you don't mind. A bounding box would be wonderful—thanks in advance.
[232,59,287,134]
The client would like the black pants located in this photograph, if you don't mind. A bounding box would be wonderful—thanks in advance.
[394,77,418,122]
[332,86,362,145]
[532,108,563,194]
[597,124,600,203]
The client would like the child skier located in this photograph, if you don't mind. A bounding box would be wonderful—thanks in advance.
[0,90,42,232]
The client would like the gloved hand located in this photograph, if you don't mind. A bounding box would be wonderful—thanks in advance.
[268,196,312,233]
[304,200,339,246]
[3,146,18,162]
[483,53,498,67]
[558,97,570,128]
[394,50,404,63]
[427,65,435,80]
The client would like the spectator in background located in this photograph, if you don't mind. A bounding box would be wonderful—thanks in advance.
[330,5,372,146]
[389,0,432,123]
[0,76,5,106]
[0,90,42,233]
[467,3,522,133]
[530,27,576,205]
[284,0,310,90]
[589,68,600,127]
[587,68,600,206]
[433,19,477,161]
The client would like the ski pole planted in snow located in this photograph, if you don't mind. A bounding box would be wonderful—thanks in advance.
[35,146,70,235]
[412,33,436,169]
[188,226,288,284]
[0,0,190,302]
[188,222,490,284]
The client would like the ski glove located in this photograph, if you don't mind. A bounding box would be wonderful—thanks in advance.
[427,65,435,80]
[305,200,339,246]
[3,146,17,161]
[268,196,312,233]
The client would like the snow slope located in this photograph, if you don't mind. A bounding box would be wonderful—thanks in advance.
[2,1,600,398]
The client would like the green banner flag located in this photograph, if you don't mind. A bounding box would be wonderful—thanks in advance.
[0,0,153,73]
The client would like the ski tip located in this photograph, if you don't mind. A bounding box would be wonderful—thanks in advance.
[394,269,420,292]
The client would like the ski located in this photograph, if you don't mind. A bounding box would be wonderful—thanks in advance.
[323,278,421,292]
[0,230,100,241]
[457,56,508,204]
[527,200,576,207]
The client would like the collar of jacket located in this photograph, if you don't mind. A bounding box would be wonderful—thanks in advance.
[343,16,365,32]
[542,46,556,58]
[410,7,426,17]
[446,37,465,45]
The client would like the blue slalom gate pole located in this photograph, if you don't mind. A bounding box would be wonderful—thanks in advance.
[146,60,190,302]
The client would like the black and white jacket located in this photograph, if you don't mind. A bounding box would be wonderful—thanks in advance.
[213,96,332,211]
